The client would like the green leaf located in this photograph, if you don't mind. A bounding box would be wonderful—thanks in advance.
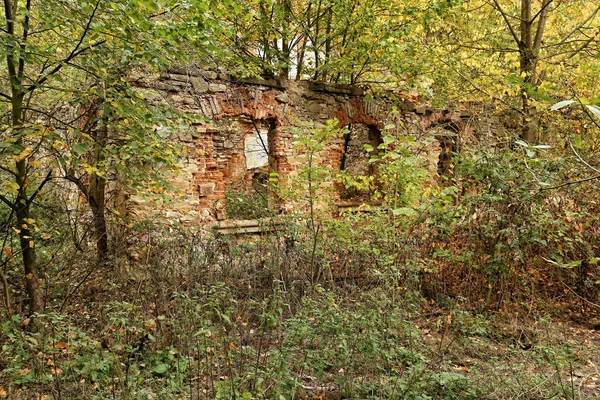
[72,144,89,155]
[392,207,418,217]
[388,151,401,160]
[242,392,253,399]
[152,363,169,374]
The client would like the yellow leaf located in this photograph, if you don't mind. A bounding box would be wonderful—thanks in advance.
[13,147,33,162]
[29,240,34,248]
[26,218,35,224]
[41,233,52,240]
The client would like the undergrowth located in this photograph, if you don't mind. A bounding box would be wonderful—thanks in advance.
[1,120,600,399]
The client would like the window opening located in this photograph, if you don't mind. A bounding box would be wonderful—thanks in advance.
[339,123,382,201]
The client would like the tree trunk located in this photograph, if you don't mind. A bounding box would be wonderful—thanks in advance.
[89,115,109,263]
[518,0,549,143]
[12,93,44,314]
[5,0,43,314]
[519,0,536,142]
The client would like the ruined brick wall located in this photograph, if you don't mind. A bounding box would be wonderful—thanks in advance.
[132,67,505,224]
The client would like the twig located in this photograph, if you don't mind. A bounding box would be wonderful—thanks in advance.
[536,173,600,191]
[568,138,599,173]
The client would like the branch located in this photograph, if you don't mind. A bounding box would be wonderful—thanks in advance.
[0,193,14,209]
[568,138,599,174]
[0,268,11,317]
[436,55,525,116]
[64,174,89,199]
[492,0,521,47]
[26,0,104,93]
[529,0,555,23]
[17,0,31,78]
[25,170,51,208]
[573,95,600,131]
[538,173,600,191]
[555,5,600,48]
[0,92,11,101]
[4,0,17,85]
[532,0,550,57]
[0,164,17,176]
[26,39,106,93]
[3,0,13,35]
[560,34,600,61]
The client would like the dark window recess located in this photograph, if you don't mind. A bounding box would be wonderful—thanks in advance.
[435,121,459,179]
[339,123,382,201]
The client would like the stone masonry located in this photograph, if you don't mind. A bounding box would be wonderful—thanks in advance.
[132,66,503,225]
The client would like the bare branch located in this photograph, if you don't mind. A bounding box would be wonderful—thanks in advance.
[560,34,600,61]
[0,164,17,176]
[568,138,600,174]
[529,0,555,23]
[492,0,521,47]
[17,0,31,77]
[0,193,14,208]
[538,173,600,190]
[25,170,51,208]
[556,5,600,48]
[533,0,550,57]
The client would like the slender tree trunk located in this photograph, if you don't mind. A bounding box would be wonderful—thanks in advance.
[279,0,292,78]
[295,37,306,80]
[324,6,332,82]
[519,0,537,143]
[518,0,549,143]
[89,115,109,263]
[5,0,43,314]
[12,93,44,314]
[313,0,322,80]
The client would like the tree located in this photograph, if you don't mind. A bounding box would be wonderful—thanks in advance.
[415,0,600,142]
[221,0,426,84]
[0,0,216,313]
